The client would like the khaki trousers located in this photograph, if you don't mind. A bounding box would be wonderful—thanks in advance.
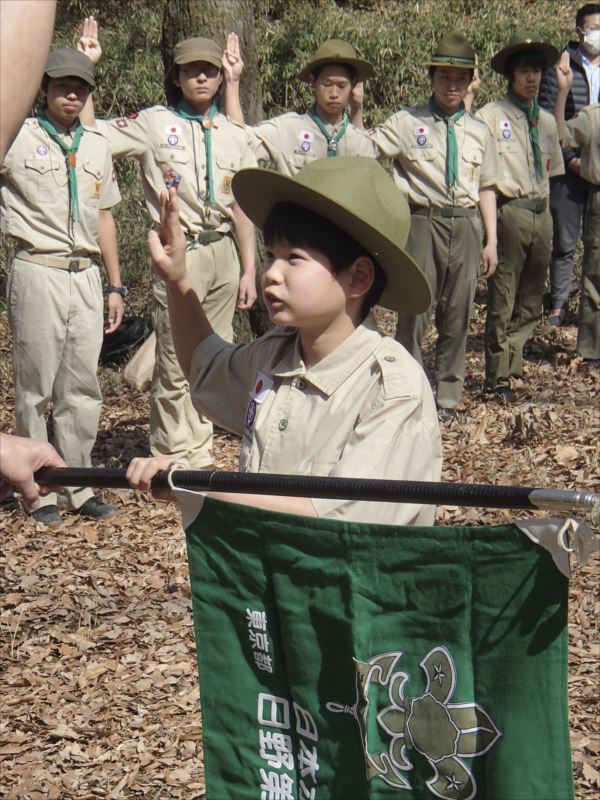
[7,256,103,509]
[150,234,240,467]
[577,185,599,360]
[396,214,481,409]
[485,205,552,389]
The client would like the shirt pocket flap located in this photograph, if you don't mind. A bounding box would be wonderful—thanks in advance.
[156,149,190,165]
[462,146,483,165]
[24,157,61,174]
[497,140,519,154]
[82,161,104,180]
[215,155,237,171]
[405,148,436,162]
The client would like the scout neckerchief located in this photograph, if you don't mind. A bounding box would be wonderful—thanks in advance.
[507,88,543,179]
[37,109,84,228]
[428,96,466,188]
[308,105,349,156]
[175,99,218,206]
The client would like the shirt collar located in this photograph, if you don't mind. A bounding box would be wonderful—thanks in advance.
[271,314,383,396]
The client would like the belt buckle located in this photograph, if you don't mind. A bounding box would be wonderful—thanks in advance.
[441,207,454,218]
[68,259,80,271]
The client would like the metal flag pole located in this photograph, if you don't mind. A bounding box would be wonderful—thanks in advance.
[35,467,600,524]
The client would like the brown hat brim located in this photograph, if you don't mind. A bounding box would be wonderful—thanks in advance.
[491,42,560,74]
[421,55,476,69]
[232,166,430,315]
[298,56,374,83]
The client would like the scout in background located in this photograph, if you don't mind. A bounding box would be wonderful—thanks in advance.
[78,17,257,470]
[127,158,443,527]
[554,53,599,365]
[0,48,124,525]
[352,32,501,421]
[476,33,563,401]
[223,36,376,174]
[539,2,600,328]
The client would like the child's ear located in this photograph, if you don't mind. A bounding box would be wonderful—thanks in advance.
[347,256,375,299]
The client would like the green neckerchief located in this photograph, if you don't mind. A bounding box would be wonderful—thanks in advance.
[175,100,218,206]
[428,96,466,188]
[308,105,349,156]
[507,88,543,179]
[37,109,84,227]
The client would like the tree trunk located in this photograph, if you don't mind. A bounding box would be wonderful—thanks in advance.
[161,0,270,341]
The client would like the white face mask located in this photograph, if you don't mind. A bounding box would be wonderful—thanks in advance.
[582,29,600,56]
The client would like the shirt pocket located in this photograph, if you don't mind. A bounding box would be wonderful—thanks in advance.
[288,152,315,171]
[461,145,483,185]
[24,157,63,201]
[496,140,520,156]
[405,148,436,162]
[215,154,238,197]
[81,160,104,206]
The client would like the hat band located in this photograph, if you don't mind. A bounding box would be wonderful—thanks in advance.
[430,54,475,65]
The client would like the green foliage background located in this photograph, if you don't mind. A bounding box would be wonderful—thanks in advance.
[0,0,575,293]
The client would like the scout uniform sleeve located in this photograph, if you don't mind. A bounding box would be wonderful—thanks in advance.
[478,125,503,189]
[251,118,286,165]
[98,138,121,209]
[312,349,442,526]
[546,114,565,179]
[561,108,591,149]
[98,111,149,160]
[370,111,407,159]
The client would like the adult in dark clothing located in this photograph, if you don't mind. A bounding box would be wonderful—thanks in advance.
[538,3,600,326]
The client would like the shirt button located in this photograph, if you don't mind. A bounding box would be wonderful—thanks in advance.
[296,379,306,390]
[384,355,396,362]
[278,419,288,431]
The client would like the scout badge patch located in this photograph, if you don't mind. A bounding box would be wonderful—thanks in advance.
[299,131,314,153]
[163,169,181,190]
[221,175,233,193]
[415,124,429,145]
[166,123,182,146]
[92,179,103,199]
[116,118,128,128]
[245,372,273,432]
[500,120,512,139]
[36,144,48,156]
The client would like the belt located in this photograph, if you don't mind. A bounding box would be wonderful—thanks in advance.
[16,251,93,270]
[185,230,226,249]
[498,197,546,213]
[409,205,479,218]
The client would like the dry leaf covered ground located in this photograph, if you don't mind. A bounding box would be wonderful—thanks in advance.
[0,299,598,799]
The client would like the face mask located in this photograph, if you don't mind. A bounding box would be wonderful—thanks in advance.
[583,29,600,56]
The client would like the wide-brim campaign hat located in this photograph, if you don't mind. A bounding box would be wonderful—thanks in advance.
[232,157,431,315]
[171,37,222,69]
[298,39,374,83]
[491,32,560,75]
[44,48,95,89]
[422,31,476,69]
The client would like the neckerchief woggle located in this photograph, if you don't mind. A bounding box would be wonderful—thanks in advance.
[308,104,349,156]
[175,100,218,206]
[428,96,466,188]
[37,109,84,228]
[507,88,543,179]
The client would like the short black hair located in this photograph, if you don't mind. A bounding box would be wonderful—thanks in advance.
[505,51,547,83]
[576,3,600,28]
[41,74,92,93]
[428,65,474,81]
[311,63,357,82]
[263,202,387,317]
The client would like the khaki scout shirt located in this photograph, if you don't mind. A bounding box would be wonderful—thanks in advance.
[0,117,119,256]
[476,97,564,200]
[372,105,502,207]
[250,112,376,176]
[189,314,442,526]
[562,104,599,185]
[99,106,257,235]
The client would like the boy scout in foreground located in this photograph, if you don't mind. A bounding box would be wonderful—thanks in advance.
[224,37,376,174]
[78,18,257,470]
[354,32,501,420]
[0,48,124,524]
[127,158,443,526]
[476,34,563,400]
[554,53,600,365]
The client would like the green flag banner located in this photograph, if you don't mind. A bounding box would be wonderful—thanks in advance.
[182,496,573,800]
